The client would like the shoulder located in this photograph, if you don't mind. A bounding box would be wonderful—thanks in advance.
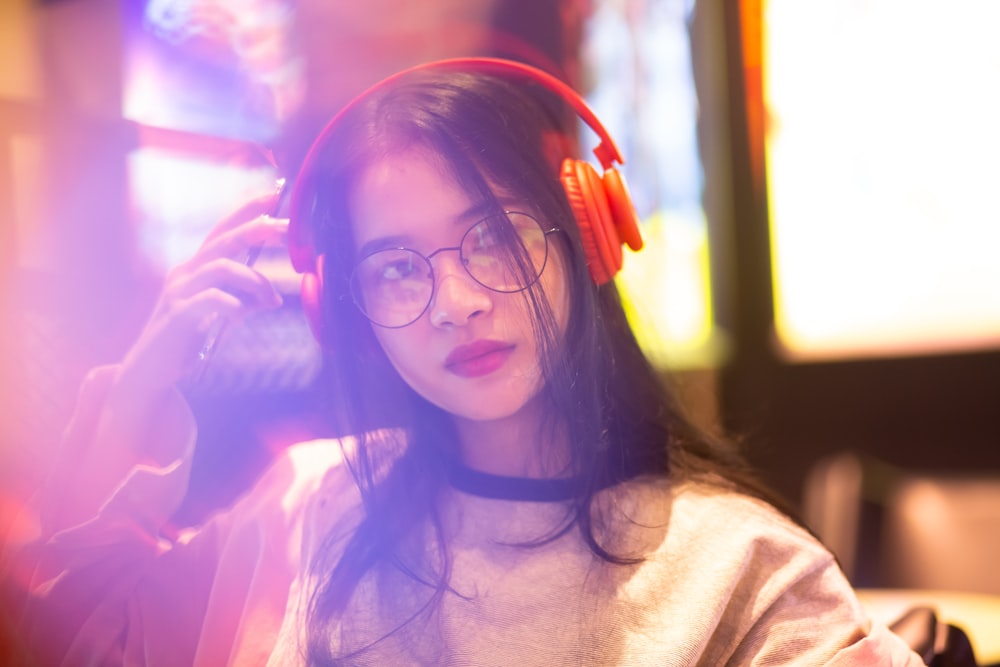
[602,475,824,562]
[660,477,841,602]
[250,429,409,564]
[671,477,823,554]
[656,476,844,604]
[243,428,404,510]
[237,438,349,516]
[598,475,852,624]
[599,477,916,664]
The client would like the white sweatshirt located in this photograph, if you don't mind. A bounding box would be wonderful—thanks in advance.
[4,366,923,666]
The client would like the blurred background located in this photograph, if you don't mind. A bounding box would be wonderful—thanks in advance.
[1,0,998,605]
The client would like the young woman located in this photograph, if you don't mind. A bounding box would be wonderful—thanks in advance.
[6,59,922,665]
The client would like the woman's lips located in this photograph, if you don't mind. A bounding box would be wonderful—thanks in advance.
[445,340,515,378]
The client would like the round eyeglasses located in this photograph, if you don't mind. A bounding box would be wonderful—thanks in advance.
[349,211,560,328]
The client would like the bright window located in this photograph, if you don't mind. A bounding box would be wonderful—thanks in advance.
[764,0,1000,360]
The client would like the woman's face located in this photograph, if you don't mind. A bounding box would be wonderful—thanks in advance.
[348,148,570,423]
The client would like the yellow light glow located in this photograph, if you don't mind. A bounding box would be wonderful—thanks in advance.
[0,0,42,101]
[618,210,725,369]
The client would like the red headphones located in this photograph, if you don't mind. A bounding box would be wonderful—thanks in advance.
[287,57,643,340]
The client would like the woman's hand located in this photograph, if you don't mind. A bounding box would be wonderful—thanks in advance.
[61,194,290,511]
[118,194,289,398]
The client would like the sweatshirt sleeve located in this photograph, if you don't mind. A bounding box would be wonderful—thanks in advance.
[726,549,926,666]
[2,366,345,666]
[33,365,198,537]
[2,364,199,663]
[651,481,927,666]
[707,496,927,666]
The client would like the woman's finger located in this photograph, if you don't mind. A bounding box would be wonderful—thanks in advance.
[122,287,249,390]
[165,257,283,309]
[117,196,289,394]
[191,214,289,267]
[201,191,283,246]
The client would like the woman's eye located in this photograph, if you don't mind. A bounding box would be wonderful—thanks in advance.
[379,258,417,281]
[470,224,503,252]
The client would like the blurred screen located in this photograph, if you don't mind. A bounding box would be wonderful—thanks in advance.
[763,0,1000,360]
[120,0,303,270]
[121,0,301,143]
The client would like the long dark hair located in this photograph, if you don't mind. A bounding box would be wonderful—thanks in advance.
[299,66,787,664]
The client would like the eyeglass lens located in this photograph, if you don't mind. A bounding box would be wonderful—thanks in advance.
[350,212,551,328]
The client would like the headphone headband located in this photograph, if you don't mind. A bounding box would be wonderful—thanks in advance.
[287,57,625,274]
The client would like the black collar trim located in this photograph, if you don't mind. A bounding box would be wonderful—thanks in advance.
[446,459,583,502]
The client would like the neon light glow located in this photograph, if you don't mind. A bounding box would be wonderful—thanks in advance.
[128,147,276,270]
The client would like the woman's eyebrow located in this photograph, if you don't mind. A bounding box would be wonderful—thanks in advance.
[357,233,412,258]
[455,201,503,225]
[356,202,514,257]
[457,198,525,225]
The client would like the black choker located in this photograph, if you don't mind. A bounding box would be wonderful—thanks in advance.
[446,460,584,502]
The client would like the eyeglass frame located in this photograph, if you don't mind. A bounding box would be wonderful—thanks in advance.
[347,211,562,329]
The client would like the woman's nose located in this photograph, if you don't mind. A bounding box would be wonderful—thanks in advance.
[428,255,492,327]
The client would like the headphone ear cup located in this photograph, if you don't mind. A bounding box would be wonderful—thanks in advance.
[601,167,644,252]
[300,253,325,343]
[560,158,622,285]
